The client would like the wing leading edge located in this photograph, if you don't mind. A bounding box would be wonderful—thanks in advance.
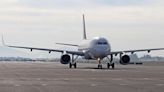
[110,48,164,55]
[8,45,84,56]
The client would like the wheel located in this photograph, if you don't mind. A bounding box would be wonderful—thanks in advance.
[100,65,102,69]
[111,63,115,69]
[74,63,77,68]
[107,63,110,69]
[98,65,102,69]
[98,65,100,69]
[69,63,72,68]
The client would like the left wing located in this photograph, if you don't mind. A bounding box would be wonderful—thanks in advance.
[7,45,84,56]
[110,48,164,55]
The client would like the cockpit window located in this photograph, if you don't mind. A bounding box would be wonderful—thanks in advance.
[97,42,108,45]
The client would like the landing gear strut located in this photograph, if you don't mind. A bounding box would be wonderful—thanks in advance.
[69,54,78,69]
[107,63,115,69]
[107,55,115,69]
[69,62,77,68]
[97,58,102,69]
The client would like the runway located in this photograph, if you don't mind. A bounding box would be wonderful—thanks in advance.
[0,61,164,92]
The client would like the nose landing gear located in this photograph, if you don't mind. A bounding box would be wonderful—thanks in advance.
[97,58,103,69]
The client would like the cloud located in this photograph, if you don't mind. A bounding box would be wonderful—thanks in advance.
[0,0,18,3]
[95,0,153,6]
[0,0,19,7]
[0,0,164,57]
[17,0,92,9]
[15,0,164,9]
[0,0,163,33]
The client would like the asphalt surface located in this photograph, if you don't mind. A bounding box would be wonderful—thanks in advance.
[0,61,164,92]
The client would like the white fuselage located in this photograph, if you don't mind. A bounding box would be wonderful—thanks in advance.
[78,37,111,59]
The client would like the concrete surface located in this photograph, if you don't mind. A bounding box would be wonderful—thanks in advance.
[0,61,163,92]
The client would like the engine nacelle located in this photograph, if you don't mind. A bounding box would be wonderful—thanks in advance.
[120,55,130,65]
[60,54,71,64]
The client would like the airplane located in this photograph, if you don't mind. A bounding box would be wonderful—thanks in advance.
[3,14,164,69]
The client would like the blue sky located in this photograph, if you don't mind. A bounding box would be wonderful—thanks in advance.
[0,0,164,57]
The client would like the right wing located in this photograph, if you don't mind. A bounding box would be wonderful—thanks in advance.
[2,36,84,56]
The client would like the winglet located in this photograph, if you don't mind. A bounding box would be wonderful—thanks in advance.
[83,14,87,40]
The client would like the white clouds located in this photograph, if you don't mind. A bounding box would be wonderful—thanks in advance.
[15,0,164,9]
[0,0,163,32]
[0,0,163,34]
[0,0,164,57]
[0,0,18,3]
[0,0,19,7]
[17,0,92,9]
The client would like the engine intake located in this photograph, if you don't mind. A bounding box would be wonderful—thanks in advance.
[60,54,71,64]
[120,55,130,65]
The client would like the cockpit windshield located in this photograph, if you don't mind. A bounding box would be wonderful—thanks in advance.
[97,42,108,45]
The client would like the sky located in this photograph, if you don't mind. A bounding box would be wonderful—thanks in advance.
[0,0,164,57]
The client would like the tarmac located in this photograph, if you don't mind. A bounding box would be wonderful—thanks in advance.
[0,61,164,92]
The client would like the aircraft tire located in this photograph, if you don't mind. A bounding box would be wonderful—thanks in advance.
[98,65,102,69]
[111,63,115,69]
[107,63,110,69]
[69,63,72,68]
[74,63,77,68]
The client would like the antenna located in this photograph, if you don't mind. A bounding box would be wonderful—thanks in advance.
[83,14,87,40]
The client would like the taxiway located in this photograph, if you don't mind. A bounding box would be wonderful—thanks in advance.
[0,61,163,92]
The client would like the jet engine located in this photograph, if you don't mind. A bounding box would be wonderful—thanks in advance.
[60,54,71,64]
[120,55,130,65]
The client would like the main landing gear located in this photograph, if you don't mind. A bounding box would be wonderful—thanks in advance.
[69,55,78,69]
[107,63,115,69]
[107,55,115,69]
[69,62,77,68]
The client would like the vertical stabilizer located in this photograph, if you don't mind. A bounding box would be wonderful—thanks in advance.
[83,14,87,40]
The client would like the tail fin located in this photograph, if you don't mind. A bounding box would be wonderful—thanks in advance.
[83,14,87,40]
